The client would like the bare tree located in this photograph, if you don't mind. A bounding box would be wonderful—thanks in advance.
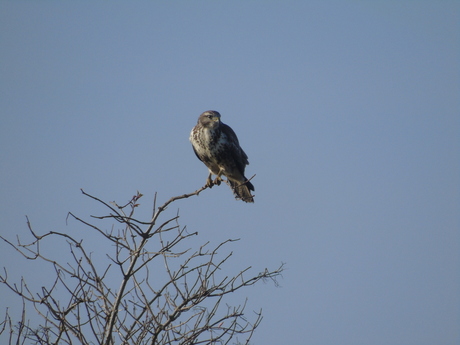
[0,186,283,345]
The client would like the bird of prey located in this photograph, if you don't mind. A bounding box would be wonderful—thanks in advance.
[190,110,255,203]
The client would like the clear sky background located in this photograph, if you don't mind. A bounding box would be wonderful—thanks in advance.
[1,1,459,344]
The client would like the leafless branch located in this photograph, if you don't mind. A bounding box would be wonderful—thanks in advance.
[0,186,283,345]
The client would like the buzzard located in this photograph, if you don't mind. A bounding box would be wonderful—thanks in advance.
[190,110,255,203]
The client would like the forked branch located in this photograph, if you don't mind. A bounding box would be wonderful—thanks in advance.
[0,185,283,345]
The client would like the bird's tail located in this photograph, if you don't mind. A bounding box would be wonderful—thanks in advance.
[228,178,255,203]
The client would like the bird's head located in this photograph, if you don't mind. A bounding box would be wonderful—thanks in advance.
[198,110,221,129]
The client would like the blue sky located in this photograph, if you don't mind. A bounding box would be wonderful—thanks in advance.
[1,1,459,344]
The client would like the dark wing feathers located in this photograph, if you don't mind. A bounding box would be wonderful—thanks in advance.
[221,123,249,174]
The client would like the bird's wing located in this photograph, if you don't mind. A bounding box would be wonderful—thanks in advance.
[221,123,249,172]
[191,143,203,162]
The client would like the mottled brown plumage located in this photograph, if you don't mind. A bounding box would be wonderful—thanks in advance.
[190,110,255,203]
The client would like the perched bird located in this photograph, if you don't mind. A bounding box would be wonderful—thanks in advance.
[190,110,255,203]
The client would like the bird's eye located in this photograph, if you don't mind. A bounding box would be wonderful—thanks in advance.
[206,115,212,118]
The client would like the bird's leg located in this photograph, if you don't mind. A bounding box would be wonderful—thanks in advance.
[206,173,214,188]
[213,168,224,186]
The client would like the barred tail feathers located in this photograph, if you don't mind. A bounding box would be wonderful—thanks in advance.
[228,178,254,203]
